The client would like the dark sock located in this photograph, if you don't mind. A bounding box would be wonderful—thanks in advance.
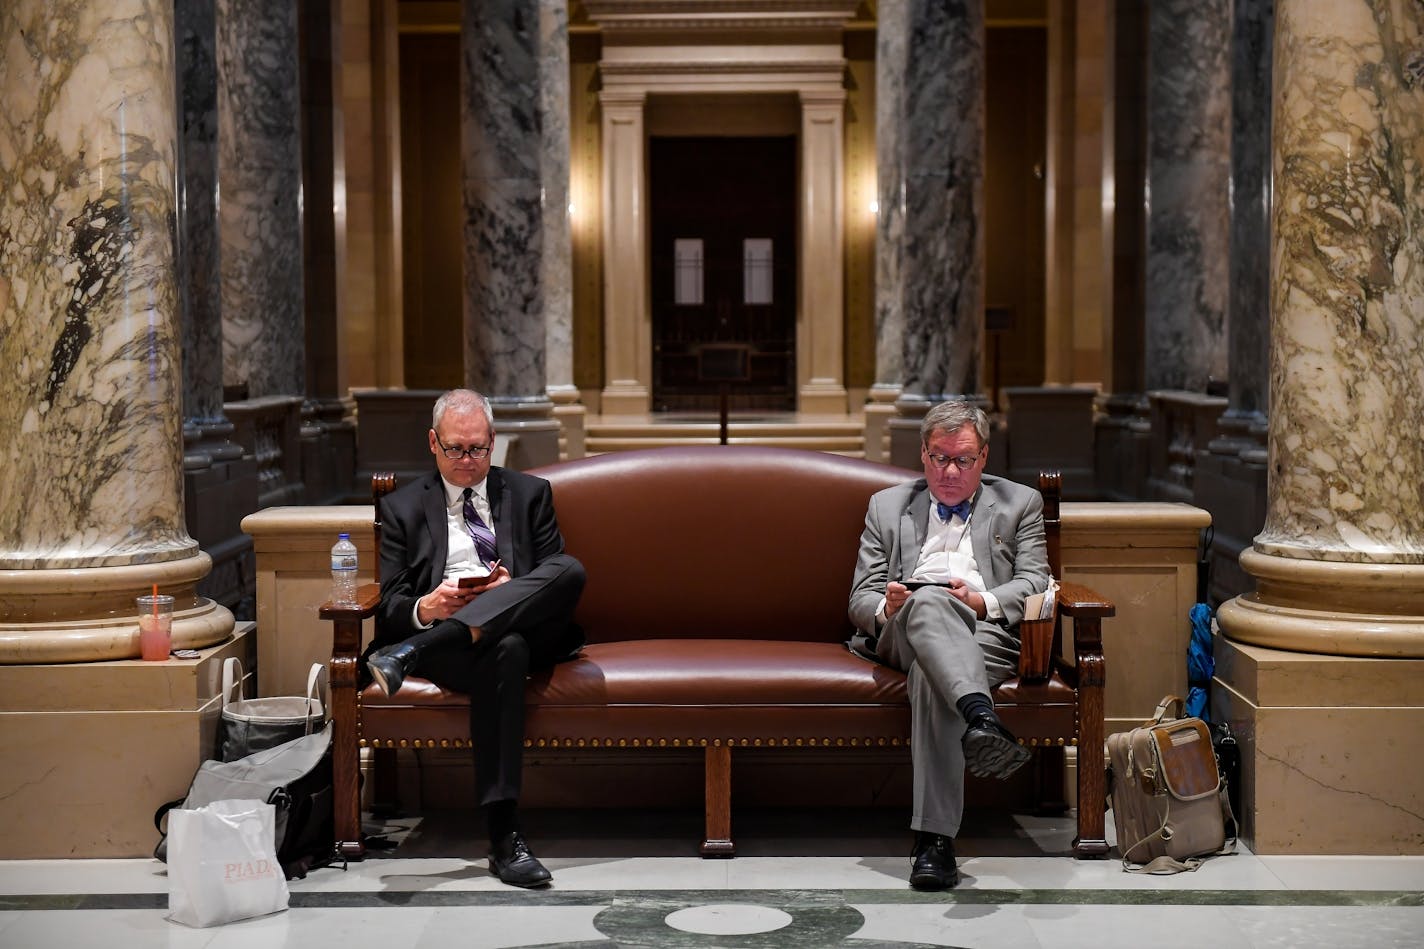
[956,692,995,724]
[486,799,519,844]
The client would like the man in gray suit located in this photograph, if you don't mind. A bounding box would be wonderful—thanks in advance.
[848,400,1050,890]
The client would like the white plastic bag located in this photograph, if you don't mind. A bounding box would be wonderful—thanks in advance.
[167,799,290,928]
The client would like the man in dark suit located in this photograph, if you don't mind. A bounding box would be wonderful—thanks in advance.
[848,401,1050,890]
[368,388,585,888]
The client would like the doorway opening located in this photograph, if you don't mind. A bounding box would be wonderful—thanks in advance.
[649,136,798,414]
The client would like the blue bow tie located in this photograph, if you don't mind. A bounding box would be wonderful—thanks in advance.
[937,500,972,523]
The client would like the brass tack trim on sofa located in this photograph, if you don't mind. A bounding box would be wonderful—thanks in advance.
[356,726,917,752]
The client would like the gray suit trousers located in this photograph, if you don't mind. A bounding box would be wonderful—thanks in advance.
[872,586,1019,837]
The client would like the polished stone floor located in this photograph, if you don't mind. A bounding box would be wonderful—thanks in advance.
[3,807,1422,948]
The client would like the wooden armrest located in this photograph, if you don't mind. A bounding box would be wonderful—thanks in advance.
[1056,581,1114,618]
[318,583,381,621]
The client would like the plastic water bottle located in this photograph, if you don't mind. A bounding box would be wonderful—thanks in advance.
[330,533,358,607]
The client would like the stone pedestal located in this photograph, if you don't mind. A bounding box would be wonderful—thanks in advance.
[1214,634,1424,853]
[1145,390,1227,503]
[0,625,254,857]
[1004,386,1098,499]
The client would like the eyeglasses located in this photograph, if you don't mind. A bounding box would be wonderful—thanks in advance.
[434,431,492,461]
[923,447,984,471]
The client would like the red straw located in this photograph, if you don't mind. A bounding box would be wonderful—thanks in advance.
[151,583,159,616]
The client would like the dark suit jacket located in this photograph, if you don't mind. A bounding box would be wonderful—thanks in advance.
[374,467,569,648]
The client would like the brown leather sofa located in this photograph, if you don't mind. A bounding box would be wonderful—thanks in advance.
[321,446,1112,860]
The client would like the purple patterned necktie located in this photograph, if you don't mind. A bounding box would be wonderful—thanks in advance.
[462,487,499,565]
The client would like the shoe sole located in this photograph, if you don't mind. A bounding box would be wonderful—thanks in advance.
[368,663,395,697]
[965,729,1032,779]
[910,868,960,890]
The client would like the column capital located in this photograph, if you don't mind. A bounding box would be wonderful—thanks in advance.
[798,87,847,109]
[599,88,648,111]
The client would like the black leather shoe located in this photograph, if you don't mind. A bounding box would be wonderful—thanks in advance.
[963,712,1032,779]
[366,642,418,698]
[489,832,552,888]
[910,834,959,890]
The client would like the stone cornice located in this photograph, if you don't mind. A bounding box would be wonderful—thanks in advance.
[583,0,860,32]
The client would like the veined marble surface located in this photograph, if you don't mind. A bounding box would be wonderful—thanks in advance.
[1227,0,1274,421]
[463,0,568,400]
[1260,0,1424,563]
[878,0,984,400]
[175,0,223,422]
[0,0,196,569]
[1144,0,1232,393]
[539,0,575,393]
[217,0,304,398]
[872,0,907,389]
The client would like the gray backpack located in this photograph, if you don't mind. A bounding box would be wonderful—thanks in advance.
[154,724,338,879]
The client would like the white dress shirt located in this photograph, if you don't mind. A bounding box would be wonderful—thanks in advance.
[411,475,497,629]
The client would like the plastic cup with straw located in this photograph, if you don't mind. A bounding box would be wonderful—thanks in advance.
[137,584,174,661]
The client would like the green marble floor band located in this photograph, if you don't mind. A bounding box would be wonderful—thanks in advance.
[4,887,1422,912]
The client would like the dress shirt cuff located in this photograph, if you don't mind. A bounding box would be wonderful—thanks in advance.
[875,596,888,629]
[411,598,434,631]
[981,590,1003,621]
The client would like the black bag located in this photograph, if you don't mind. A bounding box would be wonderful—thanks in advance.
[217,658,327,762]
[155,724,340,880]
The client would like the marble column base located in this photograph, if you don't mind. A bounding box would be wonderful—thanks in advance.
[861,385,901,466]
[0,552,236,664]
[549,384,587,460]
[1217,548,1424,658]
[0,625,254,857]
[492,397,561,470]
[1213,633,1424,854]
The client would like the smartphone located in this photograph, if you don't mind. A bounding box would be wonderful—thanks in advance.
[457,561,502,589]
[901,579,951,590]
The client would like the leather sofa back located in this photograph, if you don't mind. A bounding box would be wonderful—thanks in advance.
[531,446,911,645]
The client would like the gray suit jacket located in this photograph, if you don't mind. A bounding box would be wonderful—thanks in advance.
[847,474,1050,638]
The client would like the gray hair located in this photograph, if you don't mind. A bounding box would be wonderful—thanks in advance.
[432,389,494,432]
[920,400,989,448]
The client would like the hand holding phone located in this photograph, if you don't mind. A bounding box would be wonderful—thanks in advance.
[457,560,502,590]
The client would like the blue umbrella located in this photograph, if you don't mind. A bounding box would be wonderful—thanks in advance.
[1185,602,1213,719]
[1185,529,1213,720]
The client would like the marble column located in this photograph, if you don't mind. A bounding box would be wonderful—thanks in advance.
[1142,0,1231,393]
[217,0,304,399]
[1220,0,1424,656]
[175,0,257,612]
[461,0,566,466]
[877,0,987,468]
[0,0,234,662]
[1214,0,1424,854]
[1196,0,1274,602]
[537,0,585,458]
